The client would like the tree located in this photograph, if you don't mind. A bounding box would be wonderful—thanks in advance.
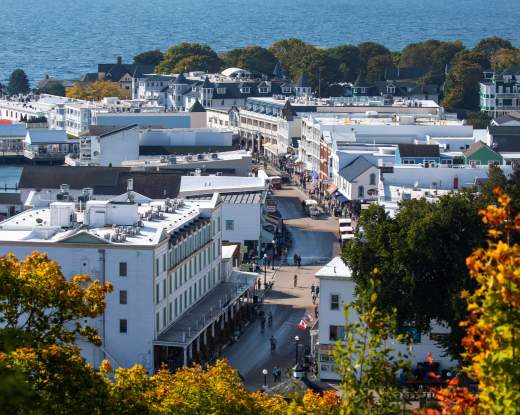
[133,49,164,67]
[493,48,520,71]
[156,43,223,74]
[7,69,30,95]
[358,42,391,66]
[37,82,66,97]
[270,38,316,80]
[366,55,395,81]
[328,45,361,82]
[465,111,491,129]
[300,49,341,96]
[66,81,128,101]
[0,252,113,347]
[416,189,520,415]
[399,40,443,70]
[442,60,483,111]
[343,192,488,360]
[473,36,514,60]
[335,277,410,415]
[221,46,278,75]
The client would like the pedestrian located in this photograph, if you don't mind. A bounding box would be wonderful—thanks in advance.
[257,278,261,291]
[293,274,298,288]
[311,283,315,294]
[297,255,301,267]
[270,335,277,353]
[272,366,278,383]
[314,304,319,319]
[312,293,317,304]
[315,285,320,297]
[293,253,298,265]
[276,366,282,382]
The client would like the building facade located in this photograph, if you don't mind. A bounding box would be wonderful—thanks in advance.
[480,68,520,117]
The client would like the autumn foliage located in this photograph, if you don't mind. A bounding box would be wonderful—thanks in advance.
[416,189,520,414]
[66,80,129,100]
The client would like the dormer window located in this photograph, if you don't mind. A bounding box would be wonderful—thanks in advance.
[217,87,226,94]
[259,87,269,94]
[240,87,251,94]
[282,87,292,94]
[387,85,395,94]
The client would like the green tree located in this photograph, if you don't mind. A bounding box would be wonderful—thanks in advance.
[399,39,443,69]
[366,55,395,81]
[270,38,316,80]
[335,277,410,415]
[343,193,488,360]
[37,82,66,97]
[358,42,391,66]
[328,45,361,82]
[221,46,278,75]
[7,68,30,95]
[442,60,483,111]
[473,36,514,60]
[157,43,223,74]
[300,49,341,96]
[465,111,491,129]
[133,49,164,66]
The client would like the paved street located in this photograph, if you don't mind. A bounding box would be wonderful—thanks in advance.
[223,185,340,390]
[222,265,321,390]
[274,186,341,264]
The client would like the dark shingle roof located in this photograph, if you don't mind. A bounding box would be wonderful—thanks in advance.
[84,124,138,138]
[488,125,520,152]
[398,143,440,158]
[339,156,375,182]
[98,63,154,82]
[353,73,372,88]
[272,62,285,79]
[173,73,188,84]
[18,166,181,198]
[189,100,206,113]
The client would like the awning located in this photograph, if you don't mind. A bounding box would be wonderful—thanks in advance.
[326,184,337,194]
[333,191,348,203]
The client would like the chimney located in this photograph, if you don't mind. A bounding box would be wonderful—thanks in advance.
[127,178,133,192]
[117,56,122,65]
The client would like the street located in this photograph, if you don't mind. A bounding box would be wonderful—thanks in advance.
[223,185,340,389]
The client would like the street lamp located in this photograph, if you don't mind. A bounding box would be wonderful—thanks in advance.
[294,335,300,365]
[271,239,276,270]
[262,368,268,389]
[263,253,267,289]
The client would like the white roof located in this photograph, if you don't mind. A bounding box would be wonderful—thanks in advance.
[179,175,265,196]
[26,129,69,144]
[315,257,351,279]
[221,67,251,77]
[222,244,238,259]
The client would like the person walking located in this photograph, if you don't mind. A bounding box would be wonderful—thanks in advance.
[272,366,278,383]
[310,284,315,295]
[315,285,320,297]
[293,253,298,266]
[270,336,277,353]
[314,304,319,319]
[293,274,298,288]
[312,293,317,304]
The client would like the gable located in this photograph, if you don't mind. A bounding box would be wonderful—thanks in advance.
[60,232,108,244]
[466,146,502,161]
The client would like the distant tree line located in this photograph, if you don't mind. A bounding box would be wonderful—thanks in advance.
[134,36,519,112]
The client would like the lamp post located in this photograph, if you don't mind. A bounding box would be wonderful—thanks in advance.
[294,335,300,365]
[262,368,268,390]
[263,253,267,289]
[271,239,276,270]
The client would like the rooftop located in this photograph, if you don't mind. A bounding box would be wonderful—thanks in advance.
[315,257,351,279]
[0,193,218,246]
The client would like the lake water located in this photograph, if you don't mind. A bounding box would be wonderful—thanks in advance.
[0,0,519,83]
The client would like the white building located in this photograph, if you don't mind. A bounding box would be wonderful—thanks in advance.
[0,187,256,372]
[336,156,379,201]
[24,129,78,161]
[66,124,139,167]
[139,128,233,148]
[480,68,520,117]
[313,257,455,382]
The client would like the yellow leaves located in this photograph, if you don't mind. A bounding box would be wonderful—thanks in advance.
[66,81,129,101]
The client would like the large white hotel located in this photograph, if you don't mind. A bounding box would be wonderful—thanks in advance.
[0,181,255,372]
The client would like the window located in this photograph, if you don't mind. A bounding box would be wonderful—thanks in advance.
[369,173,376,186]
[225,220,234,231]
[357,186,364,198]
[168,302,172,322]
[156,313,159,331]
[155,258,159,275]
[330,294,340,310]
[163,254,166,272]
[162,279,166,299]
[156,283,160,303]
[119,290,127,305]
[282,87,292,94]
[119,319,127,333]
[259,87,269,93]
[240,87,251,94]
[217,87,226,94]
[162,307,166,328]
[329,325,345,341]
[119,262,127,277]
